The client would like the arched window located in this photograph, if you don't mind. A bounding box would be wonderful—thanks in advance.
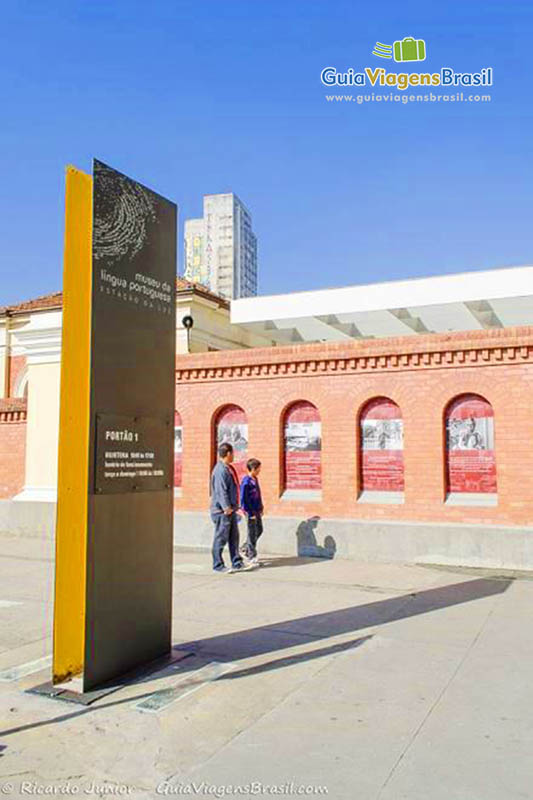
[216,405,248,481]
[445,394,497,500]
[283,401,322,495]
[359,397,404,500]
[174,411,183,490]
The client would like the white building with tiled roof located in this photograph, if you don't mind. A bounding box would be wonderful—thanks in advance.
[0,281,271,504]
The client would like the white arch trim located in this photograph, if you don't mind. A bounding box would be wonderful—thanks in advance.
[13,367,29,398]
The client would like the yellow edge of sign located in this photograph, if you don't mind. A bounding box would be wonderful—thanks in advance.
[52,166,92,684]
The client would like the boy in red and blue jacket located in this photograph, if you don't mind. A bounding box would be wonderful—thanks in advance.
[239,458,264,565]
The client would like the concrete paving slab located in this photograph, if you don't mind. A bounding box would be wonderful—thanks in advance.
[173,548,458,592]
[180,632,470,798]
[378,663,533,800]
[173,582,409,633]
[0,637,53,671]
[1,533,532,799]
[0,656,52,682]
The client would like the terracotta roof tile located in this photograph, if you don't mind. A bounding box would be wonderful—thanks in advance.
[0,291,63,315]
[175,277,229,307]
[1,280,228,315]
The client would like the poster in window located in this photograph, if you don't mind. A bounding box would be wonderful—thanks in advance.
[174,411,183,488]
[446,395,496,494]
[217,405,248,480]
[284,402,322,491]
[360,398,404,492]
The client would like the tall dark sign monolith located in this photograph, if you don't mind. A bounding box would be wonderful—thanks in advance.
[53,160,177,691]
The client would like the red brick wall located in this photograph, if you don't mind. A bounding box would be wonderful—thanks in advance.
[9,355,27,397]
[174,326,533,526]
[0,400,27,498]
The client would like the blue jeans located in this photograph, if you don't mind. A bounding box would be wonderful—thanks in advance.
[244,515,263,558]
[211,512,243,571]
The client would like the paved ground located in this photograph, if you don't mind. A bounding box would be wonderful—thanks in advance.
[0,531,532,800]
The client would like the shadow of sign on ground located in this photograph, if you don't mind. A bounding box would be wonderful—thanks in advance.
[176,577,512,663]
[0,575,512,739]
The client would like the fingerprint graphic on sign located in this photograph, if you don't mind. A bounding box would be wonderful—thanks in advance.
[93,161,156,265]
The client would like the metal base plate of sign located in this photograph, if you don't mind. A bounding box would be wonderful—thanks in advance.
[28,648,193,706]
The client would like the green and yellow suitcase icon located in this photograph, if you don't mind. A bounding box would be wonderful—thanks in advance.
[393,37,426,62]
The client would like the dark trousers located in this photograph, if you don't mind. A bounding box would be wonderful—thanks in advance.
[211,512,243,571]
[244,515,263,558]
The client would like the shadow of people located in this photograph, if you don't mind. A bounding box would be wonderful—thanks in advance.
[296,516,336,559]
[176,576,513,668]
[221,635,372,681]
[323,535,336,558]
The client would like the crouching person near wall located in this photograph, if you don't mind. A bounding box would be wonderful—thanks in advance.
[210,442,250,574]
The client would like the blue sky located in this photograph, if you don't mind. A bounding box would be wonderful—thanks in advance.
[1,0,532,304]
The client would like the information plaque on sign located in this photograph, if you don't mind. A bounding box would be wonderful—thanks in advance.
[95,414,172,494]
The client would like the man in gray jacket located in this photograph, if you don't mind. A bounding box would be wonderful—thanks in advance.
[210,442,247,573]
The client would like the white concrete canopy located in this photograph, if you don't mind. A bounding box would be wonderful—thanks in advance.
[231,265,533,343]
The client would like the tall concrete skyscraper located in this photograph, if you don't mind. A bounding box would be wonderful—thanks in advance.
[184,193,257,300]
